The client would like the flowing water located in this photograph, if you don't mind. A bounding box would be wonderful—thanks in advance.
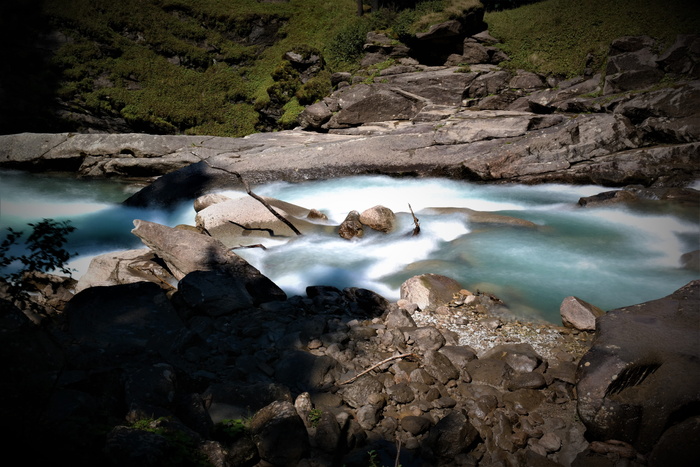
[1,170,698,323]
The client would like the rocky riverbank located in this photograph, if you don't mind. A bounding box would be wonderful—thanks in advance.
[1,28,699,467]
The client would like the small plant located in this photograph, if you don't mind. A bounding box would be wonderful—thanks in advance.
[0,219,76,302]
[307,408,323,427]
[213,417,250,442]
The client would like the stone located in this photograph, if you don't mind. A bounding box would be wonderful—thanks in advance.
[481,343,544,373]
[178,270,254,316]
[576,280,700,454]
[401,415,432,435]
[249,400,310,466]
[193,193,230,212]
[65,282,184,366]
[359,205,396,233]
[338,210,364,239]
[400,274,463,312]
[559,296,605,331]
[422,410,480,460]
[423,349,460,384]
[74,248,173,292]
[298,101,332,130]
[131,219,286,304]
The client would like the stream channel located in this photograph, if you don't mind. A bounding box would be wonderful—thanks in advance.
[1,170,698,323]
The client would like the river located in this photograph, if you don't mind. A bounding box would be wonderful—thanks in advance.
[1,169,698,323]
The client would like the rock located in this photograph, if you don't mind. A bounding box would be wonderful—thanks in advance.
[657,34,700,78]
[400,274,463,312]
[193,193,230,212]
[604,36,664,94]
[559,296,605,331]
[130,219,286,304]
[338,210,364,239]
[401,415,432,435]
[74,248,175,292]
[422,410,480,460]
[178,270,254,316]
[328,87,426,128]
[194,195,318,246]
[359,205,396,233]
[65,282,185,366]
[298,100,332,130]
[576,280,700,455]
[481,343,544,373]
[249,400,310,466]
[423,349,460,384]
[680,250,700,271]
[461,39,490,64]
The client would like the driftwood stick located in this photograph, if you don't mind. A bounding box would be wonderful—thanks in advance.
[408,203,420,236]
[339,353,417,385]
[203,160,303,236]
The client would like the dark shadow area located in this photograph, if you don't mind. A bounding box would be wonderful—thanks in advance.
[0,1,70,134]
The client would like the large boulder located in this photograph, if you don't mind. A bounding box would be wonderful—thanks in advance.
[65,282,185,366]
[74,248,175,292]
[576,280,700,462]
[195,195,325,247]
[131,219,286,304]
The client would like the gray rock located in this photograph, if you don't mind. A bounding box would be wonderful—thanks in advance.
[559,296,605,331]
[576,280,700,454]
[481,343,544,373]
[424,349,460,384]
[422,410,479,460]
[249,400,310,466]
[178,270,254,316]
[131,219,286,304]
[400,273,463,312]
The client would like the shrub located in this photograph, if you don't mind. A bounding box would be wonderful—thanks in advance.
[0,219,76,301]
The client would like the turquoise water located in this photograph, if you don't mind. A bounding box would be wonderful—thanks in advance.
[1,170,698,323]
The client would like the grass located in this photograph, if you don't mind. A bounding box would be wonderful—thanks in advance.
[7,0,699,136]
[484,0,700,77]
[34,0,361,137]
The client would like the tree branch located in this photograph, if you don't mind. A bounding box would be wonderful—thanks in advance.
[339,353,418,385]
[203,161,303,236]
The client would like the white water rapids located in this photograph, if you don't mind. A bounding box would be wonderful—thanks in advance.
[1,170,698,323]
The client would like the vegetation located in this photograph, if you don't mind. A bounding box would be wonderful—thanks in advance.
[3,0,698,136]
[0,219,76,301]
[484,0,700,77]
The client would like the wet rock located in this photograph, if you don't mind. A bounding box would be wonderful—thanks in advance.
[359,205,396,233]
[338,210,364,239]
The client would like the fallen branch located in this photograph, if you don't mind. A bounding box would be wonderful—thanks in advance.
[339,353,418,385]
[203,160,303,236]
[408,203,420,236]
